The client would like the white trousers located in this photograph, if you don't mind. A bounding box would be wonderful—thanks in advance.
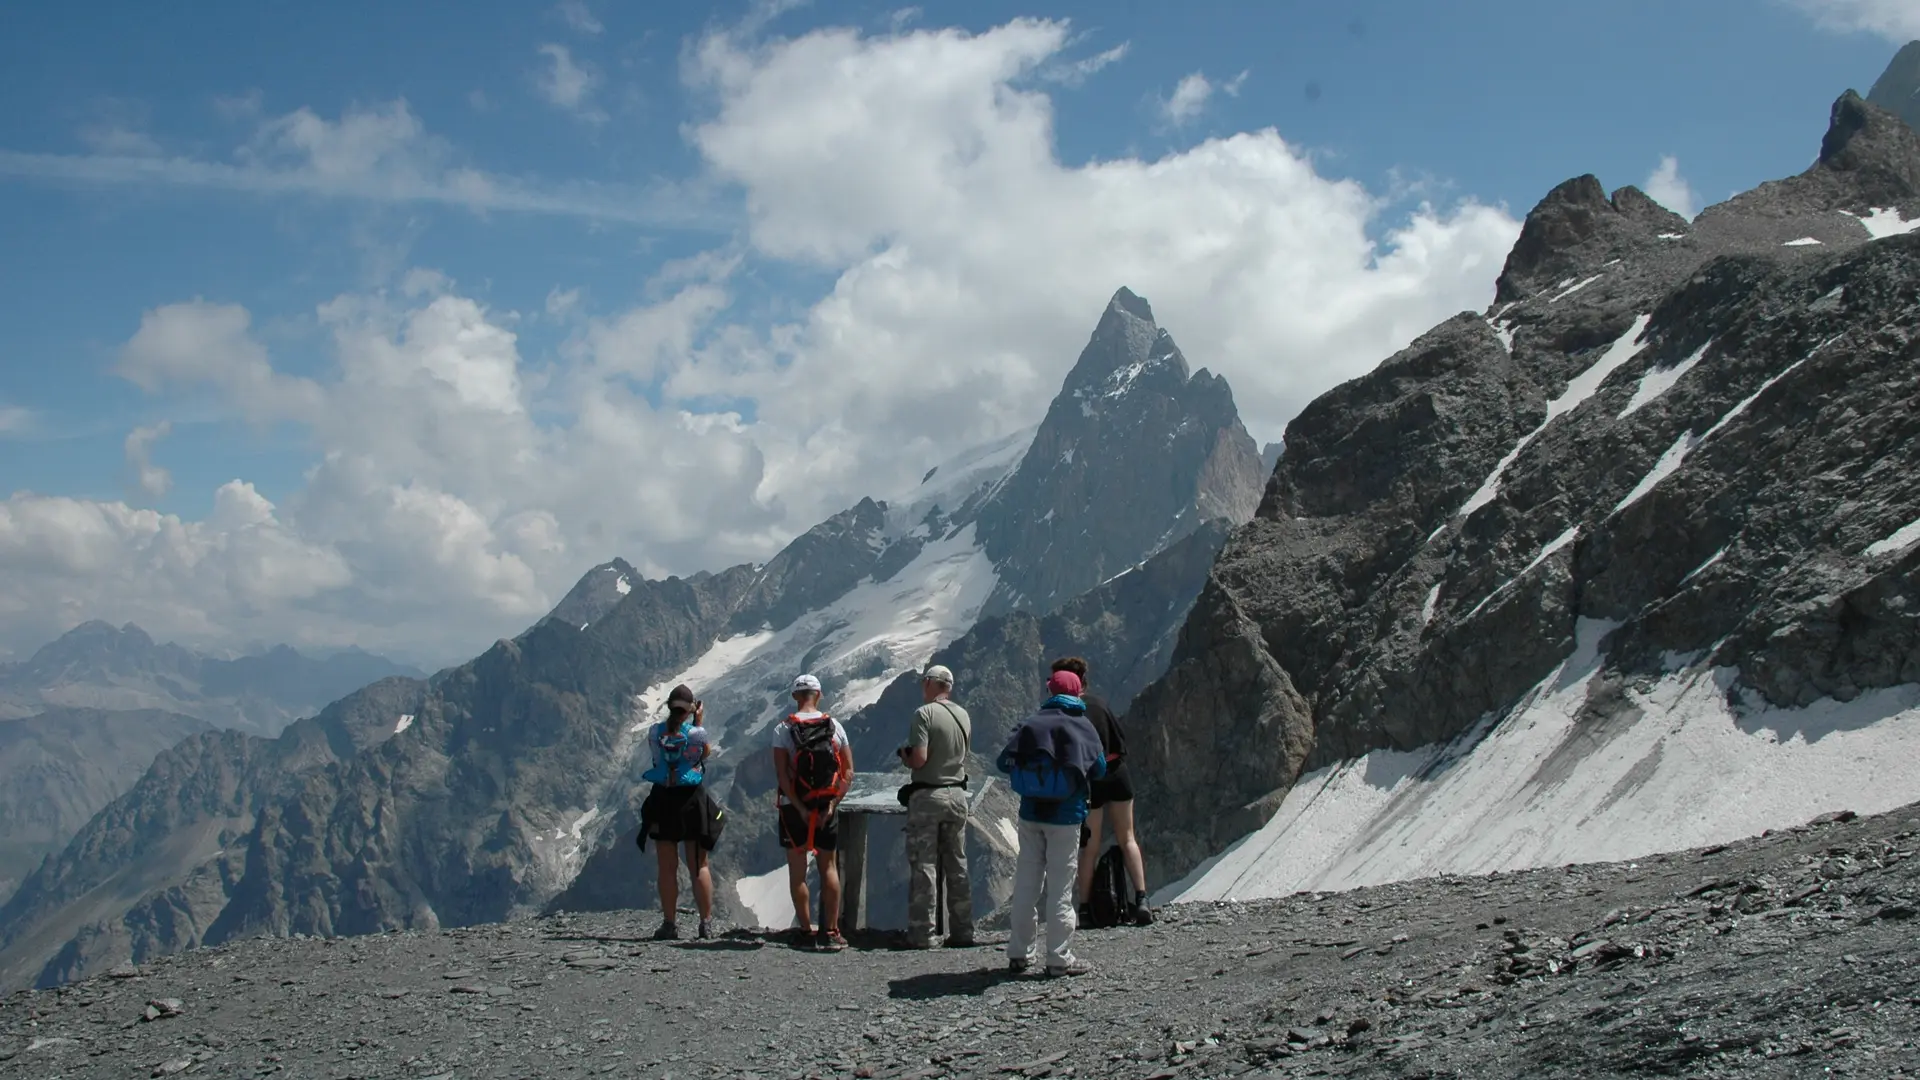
[1007,820,1081,968]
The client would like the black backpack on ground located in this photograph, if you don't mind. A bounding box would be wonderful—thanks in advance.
[1081,846,1128,929]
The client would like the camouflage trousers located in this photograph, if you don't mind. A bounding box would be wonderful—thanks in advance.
[906,786,973,945]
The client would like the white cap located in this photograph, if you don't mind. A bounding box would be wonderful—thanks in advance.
[791,673,822,693]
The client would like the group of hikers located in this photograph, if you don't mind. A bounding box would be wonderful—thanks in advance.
[633,658,1153,977]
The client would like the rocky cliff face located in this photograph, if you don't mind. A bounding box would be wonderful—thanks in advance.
[975,288,1265,618]
[6,288,1262,986]
[1133,92,1920,889]
[1870,40,1920,134]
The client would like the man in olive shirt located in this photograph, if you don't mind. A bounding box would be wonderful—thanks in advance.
[895,664,974,948]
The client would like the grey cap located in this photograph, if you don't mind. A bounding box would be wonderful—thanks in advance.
[923,664,954,686]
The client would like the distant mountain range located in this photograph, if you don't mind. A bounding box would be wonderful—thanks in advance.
[0,621,424,736]
[0,623,423,906]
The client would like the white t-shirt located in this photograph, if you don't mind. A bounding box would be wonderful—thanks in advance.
[771,711,850,806]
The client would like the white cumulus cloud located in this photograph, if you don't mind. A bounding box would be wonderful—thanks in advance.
[0,15,1521,664]
[124,422,174,499]
[1784,0,1920,41]
[1644,155,1699,220]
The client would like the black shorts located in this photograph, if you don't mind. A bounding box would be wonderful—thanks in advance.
[778,803,840,852]
[642,785,723,850]
[1089,762,1134,809]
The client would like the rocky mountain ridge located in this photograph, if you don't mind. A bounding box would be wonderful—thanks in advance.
[1131,88,1920,895]
[0,289,1266,988]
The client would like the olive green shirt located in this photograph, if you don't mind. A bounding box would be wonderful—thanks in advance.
[908,699,972,787]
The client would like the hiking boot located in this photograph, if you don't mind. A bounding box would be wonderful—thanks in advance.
[652,920,680,941]
[819,929,849,952]
[1129,902,1156,927]
[787,927,816,950]
[1045,958,1093,978]
[943,934,978,949]
[892,932,933,951]
[697,919,714,940]
[1007,956,1032,975]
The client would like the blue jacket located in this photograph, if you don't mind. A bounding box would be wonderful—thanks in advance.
[996,695,1107,826]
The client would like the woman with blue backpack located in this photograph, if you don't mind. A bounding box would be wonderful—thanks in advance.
[638,683,722,940]
[996,668,1106,977]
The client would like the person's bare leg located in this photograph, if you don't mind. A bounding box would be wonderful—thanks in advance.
[1106,800,1147,897]
[686,843,714,921]
[1075,806,1106,904]
[655,841,680,921]
[819,850,843,934]
[786,848,813,932]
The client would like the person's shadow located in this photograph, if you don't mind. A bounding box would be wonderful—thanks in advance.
[887,968,1020,1000]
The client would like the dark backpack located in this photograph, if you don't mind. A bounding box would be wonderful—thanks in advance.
[1081,846,1127,929]
[788,715,843,808]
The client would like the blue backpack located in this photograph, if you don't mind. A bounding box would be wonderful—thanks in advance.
[643,723,703,787]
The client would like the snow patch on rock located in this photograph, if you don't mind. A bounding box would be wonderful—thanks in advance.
[1849,207,1920,240]
[1465,528,1580,620]
[1454,316,1652,522]
[1621,341,1709,417]
[1866,518,1920,558]
[1548,274,1604,303]
[1613,434,1701,514]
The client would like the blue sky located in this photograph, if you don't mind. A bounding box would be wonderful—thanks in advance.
[0,0,1911,662]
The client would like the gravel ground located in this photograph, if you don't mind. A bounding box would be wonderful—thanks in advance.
[7,802,1920,1080]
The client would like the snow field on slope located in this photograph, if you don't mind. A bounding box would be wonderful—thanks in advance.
[887,425,1035,535]
[630,524,999,758]
[1162,618,1920,905]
